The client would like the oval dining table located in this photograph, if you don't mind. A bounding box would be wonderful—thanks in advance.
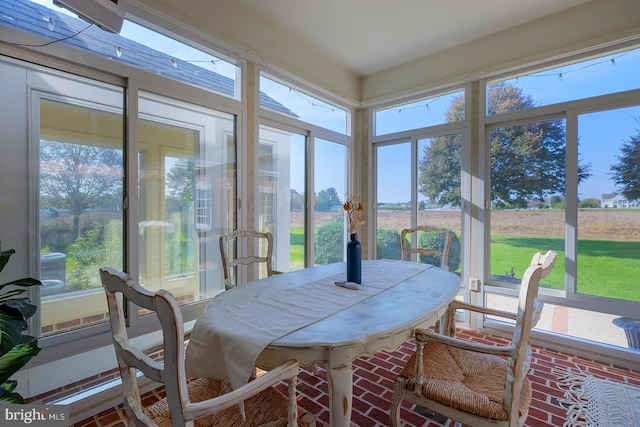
[186,259,460,427]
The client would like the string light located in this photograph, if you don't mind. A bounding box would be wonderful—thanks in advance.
[44,16,54,31]
[6,0,634,101]
[6,0,225,71]
[387,95,444,114]
[287,86,344,114]
[521,50,629,80]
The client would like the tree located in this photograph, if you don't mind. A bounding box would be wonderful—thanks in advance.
[610,118,640,200]
[290,189,304,211]
[549,195,564,209]
[315,187,341,211]
[166,158,195,210]
[40,141,122,241]
[579,198,600,208]
[419,82,591,208]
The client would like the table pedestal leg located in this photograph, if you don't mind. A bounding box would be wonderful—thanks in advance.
[327,350,353,427]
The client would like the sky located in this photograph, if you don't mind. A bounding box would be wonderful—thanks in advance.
[372,48,640,203]
[281,47,640,204]
[31,0,640,204]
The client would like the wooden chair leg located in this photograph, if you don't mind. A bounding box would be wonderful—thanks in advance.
[389,378,403,427]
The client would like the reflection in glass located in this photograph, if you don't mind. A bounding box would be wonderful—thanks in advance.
[138,91,235,308]
[259,125,306,272]
[260,75,349,135]
[39,96,124,336]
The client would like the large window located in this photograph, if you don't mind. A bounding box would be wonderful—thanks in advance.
[259,74,353,271]
[374,89,465,136]
[485,46,640,351]
[24,65,239,339]
[373,91,465,278]
[486,47,640,113]
[1,1,244,351]
[8,1,240,99]
[260,74,350,135]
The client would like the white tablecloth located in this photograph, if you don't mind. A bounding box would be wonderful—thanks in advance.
[185,260,432,389]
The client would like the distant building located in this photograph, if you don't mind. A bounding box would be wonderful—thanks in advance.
[601,193,640,208]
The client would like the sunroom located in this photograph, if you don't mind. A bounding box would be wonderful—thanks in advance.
[0,0,639,425]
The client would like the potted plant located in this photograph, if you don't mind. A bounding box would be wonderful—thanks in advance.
[0,241,41,403]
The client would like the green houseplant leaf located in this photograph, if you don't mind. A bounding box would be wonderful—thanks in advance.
[0,379,22,404]
[0,241,42,403]
[0,337,41,385]
[0,310,25,356]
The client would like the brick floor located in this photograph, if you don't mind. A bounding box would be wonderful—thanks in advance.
[71,328,640,427]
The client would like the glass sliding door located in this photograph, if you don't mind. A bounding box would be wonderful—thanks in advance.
[138,91,235,306]
[38,91,124,336]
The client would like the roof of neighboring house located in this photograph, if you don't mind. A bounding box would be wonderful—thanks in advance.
[602,193,616,199]
[0,1,297,117]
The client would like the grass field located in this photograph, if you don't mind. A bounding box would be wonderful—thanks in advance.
[290,209,640,302]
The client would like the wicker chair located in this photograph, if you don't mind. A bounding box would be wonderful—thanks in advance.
[401,225,453,270]
[100,267,314,427]
[219,229,283,290]
[390,250,557,427]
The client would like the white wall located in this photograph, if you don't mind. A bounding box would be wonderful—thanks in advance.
[361,0,640,103]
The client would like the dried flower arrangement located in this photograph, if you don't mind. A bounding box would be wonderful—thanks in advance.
[343,194,366,234]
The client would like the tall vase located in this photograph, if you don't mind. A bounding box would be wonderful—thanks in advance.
[346,233,362,284]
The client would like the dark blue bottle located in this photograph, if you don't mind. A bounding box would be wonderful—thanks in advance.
[346,233,362,284]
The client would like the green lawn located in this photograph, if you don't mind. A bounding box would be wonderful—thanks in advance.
[289,227,305,270]
[290,227,640,302]
[491,235,640,302]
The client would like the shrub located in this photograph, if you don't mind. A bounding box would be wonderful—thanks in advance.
[314,222,344,265]
[376,228,402,260]
[418,229,461,272]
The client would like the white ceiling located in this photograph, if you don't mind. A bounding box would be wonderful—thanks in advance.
[236,0,594,77]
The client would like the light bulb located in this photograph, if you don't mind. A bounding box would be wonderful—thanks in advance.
[44,16,54,31]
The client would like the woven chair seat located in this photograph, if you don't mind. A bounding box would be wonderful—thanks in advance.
[399,342,532,421]
[146,377,309,427]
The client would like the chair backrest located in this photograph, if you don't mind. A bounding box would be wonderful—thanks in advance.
[219,229,275,290]
[401,225,453,270]
[507,250,557,420]
[100,266,191,426]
